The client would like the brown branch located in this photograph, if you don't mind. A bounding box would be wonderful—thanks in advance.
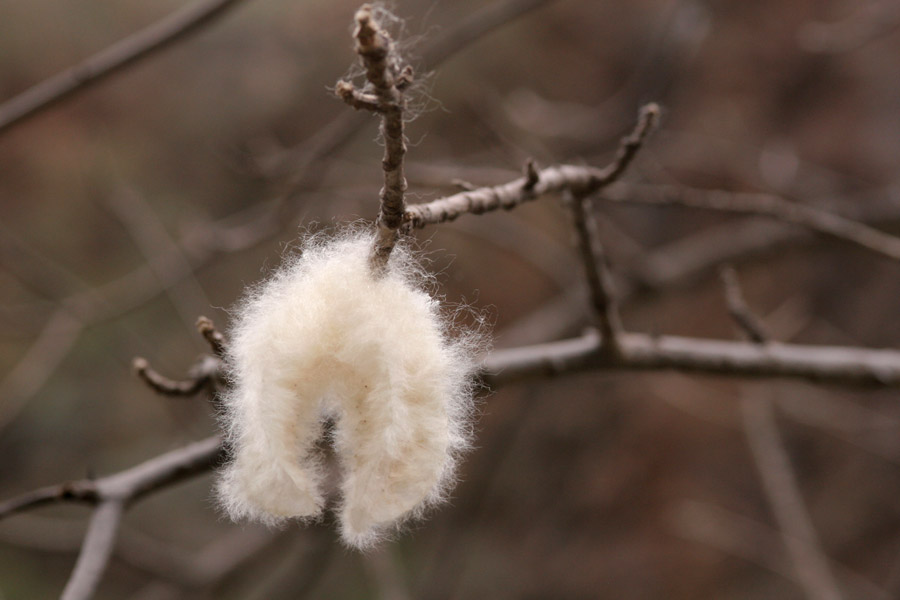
[196,316,226,358]
[335,81,383,113]
[7,327,900,594]
[405,103,659,228]
[0,481,99,519]
[604,182,900,263]
[742,394,844,600]
[132,357,214,397]
[11,327,900,523]
[719,266,769,344]
[0,435,222,521]
[484,331,900,388]
[565,191,623,354]
[0,0,247,137]
[61,501,124,600]
[343,4,411,269]
[718,268,843,600]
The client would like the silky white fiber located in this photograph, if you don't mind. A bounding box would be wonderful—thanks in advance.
[217,229,482,548]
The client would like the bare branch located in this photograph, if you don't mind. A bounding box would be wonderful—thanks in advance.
[263,0,559,180]
[0,481,99,519]
[61,501,124,600]
[565,191,623,354]
[605,182,900,263]
[742,395,844,600]
[484,331,900,388]
[196,316,226,358]
[0,0,247,136]
[0,435,222,521]
[405,103,659,228]
[343,4,411,269]
[335,81,383,113]
[132,357,213,397]
[719,266,769,344]
[718,269,843,600]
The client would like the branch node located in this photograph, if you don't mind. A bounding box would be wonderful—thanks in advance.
[451,178,477,191]
[523,158,540,191]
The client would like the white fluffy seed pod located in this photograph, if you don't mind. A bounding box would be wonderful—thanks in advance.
[217,229,483,548]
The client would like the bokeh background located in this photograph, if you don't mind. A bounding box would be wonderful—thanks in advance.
[3,0,900,598]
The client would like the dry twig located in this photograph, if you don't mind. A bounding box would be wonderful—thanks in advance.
[196,316,226,358]
[719,265,770,343]
[719,269,843,600]
[337,4,411,269]
[405,104,659,227]
[0,0,246,136]
[604,182,900,264]
[565,191,623,354]
[132,356,218,397]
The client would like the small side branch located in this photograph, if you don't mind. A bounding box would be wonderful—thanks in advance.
[196,315,226,357]
[132,357,213,397]
[720,266,769,343]
[405,103,659,227]
[718,272,843,600]
[565,191,622,354]
[742,395,844,600]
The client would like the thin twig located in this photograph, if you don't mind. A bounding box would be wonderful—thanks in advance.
[719,266,769,343]
[196,316,226,357]
[565,191,623,354]
[670,500,888,599]
[0,481,99,519]
[0,435,222,521]
[405,104,659,228]
[0,0,247,136]
[132,357,214,397]
[604,182,900,263]
[341,4,411,269]
[264,0,559,179]
[61,501,125,600]
[742,394,844,600]
[718,267,844,599]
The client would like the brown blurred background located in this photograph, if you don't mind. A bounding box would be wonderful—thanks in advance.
[3,0,900,598]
